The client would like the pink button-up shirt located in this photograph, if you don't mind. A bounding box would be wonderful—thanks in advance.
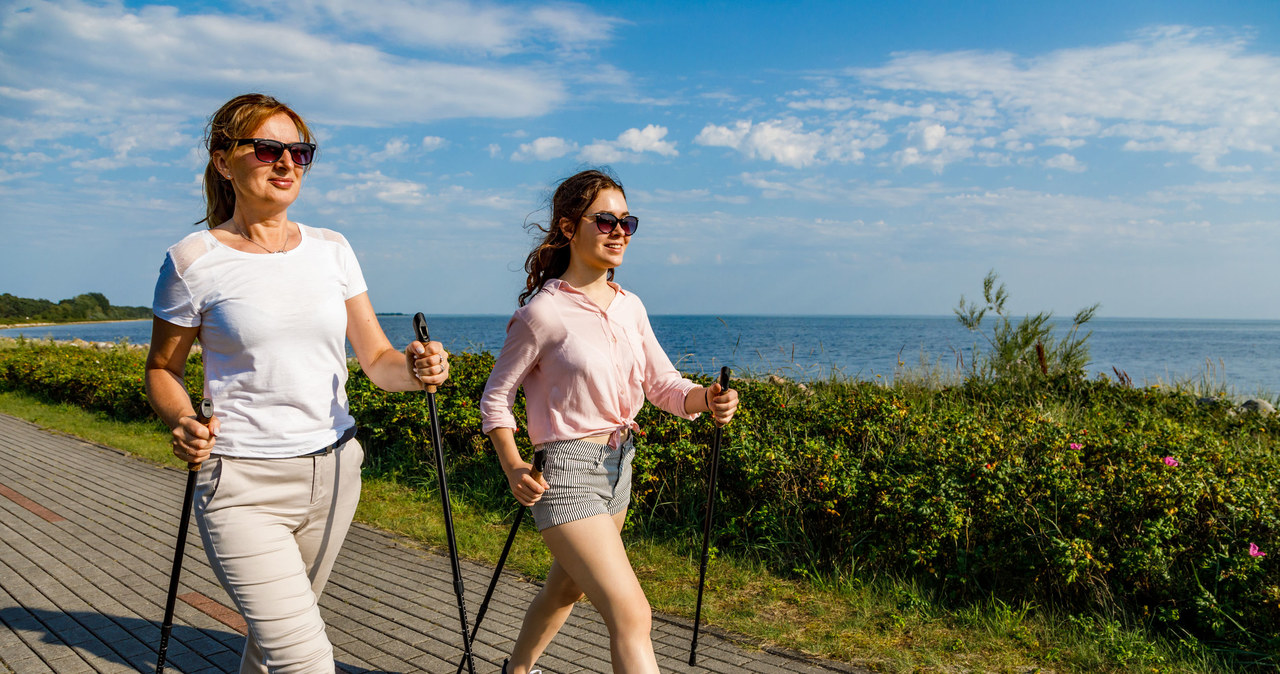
[481,279,700,446]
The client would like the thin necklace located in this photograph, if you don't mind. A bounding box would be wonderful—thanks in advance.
[232,215,291,254]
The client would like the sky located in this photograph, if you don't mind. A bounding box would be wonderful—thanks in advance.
[2,0,1279,319]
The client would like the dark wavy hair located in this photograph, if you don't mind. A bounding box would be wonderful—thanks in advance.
[198,93,313,228]
[518,169,625,307]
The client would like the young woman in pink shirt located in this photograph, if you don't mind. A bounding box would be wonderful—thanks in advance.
[480,169,739,674]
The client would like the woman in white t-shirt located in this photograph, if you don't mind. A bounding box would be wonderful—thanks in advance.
[144,93,448,673]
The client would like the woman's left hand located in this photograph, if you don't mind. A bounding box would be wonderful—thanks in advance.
[706,382,739,426]
[406,340,449,389]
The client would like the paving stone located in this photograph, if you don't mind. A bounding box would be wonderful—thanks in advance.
[4,655,54,674]
[43,654,94,674]
[0,413,858,674]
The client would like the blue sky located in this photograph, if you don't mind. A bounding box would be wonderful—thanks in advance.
[2,0,1279,318]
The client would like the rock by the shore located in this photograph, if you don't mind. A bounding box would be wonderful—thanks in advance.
[1239,399,1277,416]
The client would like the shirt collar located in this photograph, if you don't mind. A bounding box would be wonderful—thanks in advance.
[543,277,626,299]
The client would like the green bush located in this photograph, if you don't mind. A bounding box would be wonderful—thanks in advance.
[956,270,1098,384]
[0,337,1276,663]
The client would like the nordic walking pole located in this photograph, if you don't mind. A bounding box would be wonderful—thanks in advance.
[155,397,213,673]
[690,366,731,666]
[454,450,544,674]
[414,313,477,674]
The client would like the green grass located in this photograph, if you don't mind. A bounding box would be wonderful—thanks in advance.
[0,389,1242,673]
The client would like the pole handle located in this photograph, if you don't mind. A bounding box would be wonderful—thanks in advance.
[188,398,213,472]
[530,450,545,482]
[412,312,438,394]
[712,366,731,426]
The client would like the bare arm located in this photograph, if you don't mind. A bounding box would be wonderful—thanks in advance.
[488,427,548,506]
[683,381,739,425]
[144,317,219,464]
[345,292,448,392]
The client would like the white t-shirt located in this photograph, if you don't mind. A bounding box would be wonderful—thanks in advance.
[153,224,368,458]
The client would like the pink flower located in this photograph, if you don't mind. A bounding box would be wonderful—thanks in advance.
[1250,543,1266,558]
[1069,443,1083,451]
[1163,456,1179,467]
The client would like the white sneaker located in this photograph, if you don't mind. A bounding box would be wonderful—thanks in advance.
[501,658,541,674]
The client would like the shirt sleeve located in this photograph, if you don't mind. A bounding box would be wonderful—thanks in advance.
[336,232,368,300]
[637,304,700,420]
[152,253,200,327]
[480,309,544,434]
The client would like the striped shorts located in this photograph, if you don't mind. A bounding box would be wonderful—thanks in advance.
[530,436,636,531]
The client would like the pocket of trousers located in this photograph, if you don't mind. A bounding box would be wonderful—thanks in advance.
[545,442,606,478]
[194,456,224,512]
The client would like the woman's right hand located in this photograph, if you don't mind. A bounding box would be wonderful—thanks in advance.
[506,462,548,507]
[171,413,219,465]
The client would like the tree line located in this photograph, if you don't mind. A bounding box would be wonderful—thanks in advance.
[0,292,150,324]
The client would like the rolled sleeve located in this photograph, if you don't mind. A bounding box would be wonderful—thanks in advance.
[639,312,700,420]
[480,312,543,434]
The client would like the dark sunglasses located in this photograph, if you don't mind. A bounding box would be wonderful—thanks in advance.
[586,212,639,235]
[231,138,317,166]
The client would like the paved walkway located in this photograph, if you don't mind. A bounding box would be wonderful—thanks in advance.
[0,414,861,673]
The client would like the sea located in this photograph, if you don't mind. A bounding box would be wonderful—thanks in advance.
[3,316,1278,396]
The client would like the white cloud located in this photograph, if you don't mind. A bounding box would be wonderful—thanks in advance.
[920,124,946,151]
[579,125,678,163]
[976,151,1011,166]
[738,172,953,207]
[1044,136,1086,149]
[695,118,885,169]
[323,171,428,206]
[1147,178,1280,204]
[512,137,577,162]
[892,121,975,172]
[0,0,576,152]
[696,119,823,168]
[0,168,38,183]
[858,100,963,124]
[422,136,448,152]
[692,28,1280,174]
[239,0,622,56]
[787,97,856,111]
[1045,153,1086,172]
[367,139,411,163]
[848,26,1280,170]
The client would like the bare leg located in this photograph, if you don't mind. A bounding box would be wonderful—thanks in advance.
[506,510,657,674]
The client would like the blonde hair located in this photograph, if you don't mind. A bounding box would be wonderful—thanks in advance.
[198,93,314,228]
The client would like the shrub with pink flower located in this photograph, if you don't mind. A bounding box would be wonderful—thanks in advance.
[1069,442,1083,451]
[1249,543,1266,558]
[1163,456,1179,467]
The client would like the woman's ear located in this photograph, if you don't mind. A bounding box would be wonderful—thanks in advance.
[558,217,575,240]
[211,150,230,179]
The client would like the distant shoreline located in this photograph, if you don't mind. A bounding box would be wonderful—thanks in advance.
[0,318,151,330]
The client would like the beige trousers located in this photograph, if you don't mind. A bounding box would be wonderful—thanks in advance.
[195,440,363,674]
